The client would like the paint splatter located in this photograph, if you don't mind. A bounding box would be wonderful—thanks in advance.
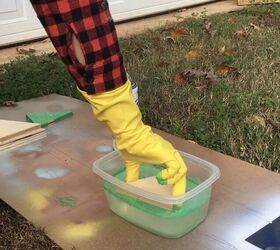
[18,143,43,152]
[6,177,28,190]
[12,142,47,159]
[63,222,97,239]
[95,144,114,153]
[34,166,69,179]
[59,196,77,207]
[25,188,53,211]
[0,153,18,176]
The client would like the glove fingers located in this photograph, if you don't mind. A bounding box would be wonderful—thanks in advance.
[170,152,187,195]
[165,159,187,185]
[172,175,187,196]
[125,160,140,182]
[156,160,179,185]
[166,170,185,185]
[156,151,187,185]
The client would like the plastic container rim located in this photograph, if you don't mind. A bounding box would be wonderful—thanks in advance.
[93,150,221,205]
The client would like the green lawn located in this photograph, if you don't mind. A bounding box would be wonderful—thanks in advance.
[1,5,279,172]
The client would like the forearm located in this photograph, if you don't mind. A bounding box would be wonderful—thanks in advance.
[30,0,127,94]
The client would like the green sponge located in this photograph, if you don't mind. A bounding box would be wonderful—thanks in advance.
[26,111,73,127]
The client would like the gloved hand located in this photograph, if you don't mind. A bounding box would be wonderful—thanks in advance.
[79,80,187,196]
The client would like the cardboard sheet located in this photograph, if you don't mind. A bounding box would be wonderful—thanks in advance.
[0,94,279,250]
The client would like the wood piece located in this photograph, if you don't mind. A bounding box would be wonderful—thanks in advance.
[130,176,172,196]
[117,176,173,210]
[237,0,280,5]
[1,128,45,145]
[0,120,41,145]
[0,131,46,152]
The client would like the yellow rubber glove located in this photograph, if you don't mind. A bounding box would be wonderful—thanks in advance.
[79,80,187,196]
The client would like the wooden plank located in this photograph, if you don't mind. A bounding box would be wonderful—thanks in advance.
[237,0,280,6]
[1,128,45,145]
[0,131,46,152]
[0,120,41,145]
[116,176,174,210]
[129,176,172,196]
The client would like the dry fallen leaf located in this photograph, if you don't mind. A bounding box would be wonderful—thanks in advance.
[225,49,237,57]
[205,71,219,84]
[234,28,249,37]
[174,68,219,85]
[195,85,207,91]
[152,36,161,44]
[250,115,266,127]
[203,19,216,37]
[220,46,226,54]
[48,52,59,58]
[164,23,174,30]
[171,28,187,38]
[250,23,261,31]
[133,47,145,55]
[217,63,240,78]
[158,60,170,68]
[164,36,176,43]
[228,16,236,24]
[187,140,197,144]
[178,8,187,13]
[0,67,6,74]
[234,29,245,36]
[267,47,275,53]
[16,48,36,55]
[204,19,212,31]
[174,73,187,85]
[184,69,206,77]
[2,101,18,107]
[217,63,232,74]
[266,118,280,132]
[185,50,201,59]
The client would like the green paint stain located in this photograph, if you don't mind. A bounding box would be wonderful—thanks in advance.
[59,196,77,207]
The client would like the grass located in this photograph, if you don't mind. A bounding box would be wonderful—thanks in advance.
[0,6,279,174]
[0,4,280,249]
[120,5,280,172]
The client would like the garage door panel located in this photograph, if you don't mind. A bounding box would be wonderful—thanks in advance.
[0,0,214,47]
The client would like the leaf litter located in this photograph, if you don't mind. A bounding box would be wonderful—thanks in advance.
[174,68,219,86]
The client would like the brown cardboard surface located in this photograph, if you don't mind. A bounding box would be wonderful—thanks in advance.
[0,94,279,250]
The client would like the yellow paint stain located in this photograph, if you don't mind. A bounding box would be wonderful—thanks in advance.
[25,188,53,211]
[63,221,98,240]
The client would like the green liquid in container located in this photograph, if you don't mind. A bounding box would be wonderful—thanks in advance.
[103,164,211,238]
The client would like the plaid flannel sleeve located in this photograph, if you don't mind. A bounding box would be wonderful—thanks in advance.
[30,0,127,94]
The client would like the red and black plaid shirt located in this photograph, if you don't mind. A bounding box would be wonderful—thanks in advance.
[30,0,127,94]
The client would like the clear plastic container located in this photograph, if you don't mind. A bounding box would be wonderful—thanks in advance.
[93,150,220,238]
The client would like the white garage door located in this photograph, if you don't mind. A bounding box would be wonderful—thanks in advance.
[0,0,214,47]
[0,0,44,47]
